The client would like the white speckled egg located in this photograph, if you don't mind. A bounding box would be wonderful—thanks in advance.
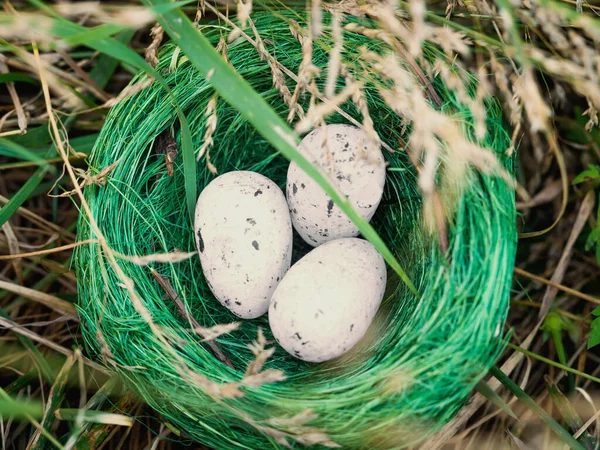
[194,171,292,319]
[287,124,386,247]
[268,238,386,362]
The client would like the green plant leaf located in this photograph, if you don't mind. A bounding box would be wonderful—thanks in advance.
[143,0,417,294]
[573,164,600,185]
[588,317,600,349]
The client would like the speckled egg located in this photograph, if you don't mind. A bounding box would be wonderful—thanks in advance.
[287,124,386,247]
[194,171,292,319]
[268,238,386,362]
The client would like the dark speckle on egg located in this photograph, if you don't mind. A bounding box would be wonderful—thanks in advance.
[254,189,263,196]
[246,218,256,225]
[294,332,302,340]
[196,229,204,253]
[327,199,334,217]
[301,183,306,189]
[252,240,260,250]
[235,301,242,306]
[292,183,298,194]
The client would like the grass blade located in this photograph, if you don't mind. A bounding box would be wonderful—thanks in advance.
[0,137,54,169]
[0,73,38,84]
[89,29,136,89]
[507,343,600,384]
[0,163,53,228]
[144,0,417,294]
[475,380,517,419]
[28,355,75,450]
[55,409,133,427]
[547,380,596,449]
[62,23,129,47]
[490,366,586,450]
[0,111,82,228]
[0,390,43,420]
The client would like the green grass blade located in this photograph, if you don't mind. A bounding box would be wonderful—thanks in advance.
[8,125,52,148]
[0,163,53,228]
[62,23,129,47]
[0,389,43,419]
[144,0,417,294]
[475,380,518,419]
[29,355,75,450]
[0,310,54,382]
[70,133,100,156]
[507,343,600,384]
[0,137,54,169]
[0,117,81,228]
[4,370,38,395]
[0,73,38,84]
[89,29,136,89]
[490,366,586,450]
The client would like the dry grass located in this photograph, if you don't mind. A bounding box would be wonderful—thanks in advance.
[1,0,600,449]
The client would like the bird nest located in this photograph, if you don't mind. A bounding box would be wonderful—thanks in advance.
[75,11,517,449]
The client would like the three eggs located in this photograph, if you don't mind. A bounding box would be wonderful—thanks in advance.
[194,124,387,362]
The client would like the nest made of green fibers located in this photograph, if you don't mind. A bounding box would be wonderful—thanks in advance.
[75,11,517,450]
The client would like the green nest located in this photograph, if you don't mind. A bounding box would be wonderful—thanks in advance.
[76,11,517,449]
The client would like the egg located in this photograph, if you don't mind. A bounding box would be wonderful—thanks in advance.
[194,171,292,319]
[287,124,386,247]
[268,238,386,362]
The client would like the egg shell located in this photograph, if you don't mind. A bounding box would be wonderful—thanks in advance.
[194,171,292,319]
[287,124,386,247]
[268,238,386,362]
